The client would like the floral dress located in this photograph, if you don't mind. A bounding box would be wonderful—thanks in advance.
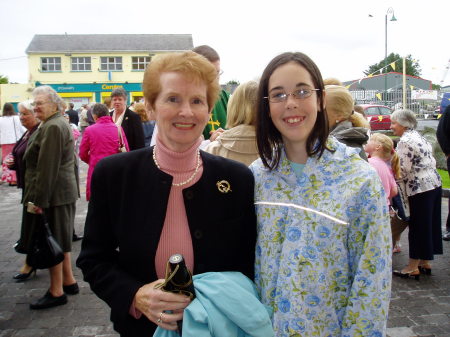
[249,138,392,337]
[396,129,441,196]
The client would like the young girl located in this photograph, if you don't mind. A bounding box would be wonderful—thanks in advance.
[364,133,400,205]
[364,133,403,253]
[250,52,392,336]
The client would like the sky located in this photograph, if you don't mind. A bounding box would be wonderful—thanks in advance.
[0,0,448,87]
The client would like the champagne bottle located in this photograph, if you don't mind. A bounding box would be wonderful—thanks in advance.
[162,254,195,335]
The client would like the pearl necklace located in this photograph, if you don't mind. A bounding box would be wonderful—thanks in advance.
[152,147,201,187]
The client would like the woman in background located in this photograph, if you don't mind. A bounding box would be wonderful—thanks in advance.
[79,103,129,201]
[325,85,370,160]
[23,86,79,309]
[0,103,25,185]
[135,102,155,147]
[7,100,40,281]
[251,52,391,336]
[205,80,259,166]
[391,109,442,278]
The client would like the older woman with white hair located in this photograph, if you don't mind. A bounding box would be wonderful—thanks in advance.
[22,85,79,309]
[7,100,40,281]
[391,109,442,279]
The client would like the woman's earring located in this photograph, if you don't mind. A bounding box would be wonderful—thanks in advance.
[335,120,340,124]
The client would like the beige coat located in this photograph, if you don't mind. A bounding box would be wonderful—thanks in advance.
[204,125,259,166]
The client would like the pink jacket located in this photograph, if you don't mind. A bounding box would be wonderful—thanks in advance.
[79,116,129,200]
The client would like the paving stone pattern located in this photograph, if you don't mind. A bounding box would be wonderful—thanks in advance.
[0,162,448,337]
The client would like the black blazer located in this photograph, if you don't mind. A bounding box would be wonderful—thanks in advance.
[76,148,256,336]
[112,108,145,151]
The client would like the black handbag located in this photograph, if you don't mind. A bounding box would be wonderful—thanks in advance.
[26,216,64,269]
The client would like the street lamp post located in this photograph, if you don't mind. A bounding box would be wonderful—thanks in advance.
[384,7,397,105]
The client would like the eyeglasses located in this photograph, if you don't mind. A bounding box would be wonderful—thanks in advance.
[31,101,48,107]
[264,88,320,103]
[217,69,224,76]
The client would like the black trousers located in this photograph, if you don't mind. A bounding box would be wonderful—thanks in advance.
[408,187,443,260]
[446,156,450,231]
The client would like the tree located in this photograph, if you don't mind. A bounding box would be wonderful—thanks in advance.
[225,80,240,94]
[0,74,8,84]
[364,53,422,77]
[226,80,240,86]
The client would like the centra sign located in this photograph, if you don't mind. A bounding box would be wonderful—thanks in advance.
[102,84,124,90]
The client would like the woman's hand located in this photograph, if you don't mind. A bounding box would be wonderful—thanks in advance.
[209,128,224,141]
[134,279,191,330]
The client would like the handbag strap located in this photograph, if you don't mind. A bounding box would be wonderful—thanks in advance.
[13,116,18,141]
[117,126,124,147]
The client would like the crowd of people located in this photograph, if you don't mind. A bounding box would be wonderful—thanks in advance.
[0,44,447,337]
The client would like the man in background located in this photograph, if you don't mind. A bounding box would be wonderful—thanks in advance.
[192,45,230,140]
[66,103,79,126]
[437,105,450,240]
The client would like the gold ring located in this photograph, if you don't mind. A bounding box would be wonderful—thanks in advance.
[157,312,164,323]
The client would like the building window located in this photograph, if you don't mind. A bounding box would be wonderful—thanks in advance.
[71,57,91,71]
[41,57,61,72]
[100,57,122,71]
[132,56,151,70]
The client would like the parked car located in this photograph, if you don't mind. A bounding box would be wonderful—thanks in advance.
[433,107,441,119]
[359,104,392,131]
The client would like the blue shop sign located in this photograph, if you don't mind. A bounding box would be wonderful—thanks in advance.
[39,82,142,92]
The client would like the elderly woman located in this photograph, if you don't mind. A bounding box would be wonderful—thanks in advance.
[6,100,40,281]
[0,103,25,185]
[205,80,259,166]
[77,52,256,336]
[325,85,370,160]
[391,109,442,278]
[79,103,129,201]
[23,86,79,309]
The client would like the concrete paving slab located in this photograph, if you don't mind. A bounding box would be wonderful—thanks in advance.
[0,160,448,336]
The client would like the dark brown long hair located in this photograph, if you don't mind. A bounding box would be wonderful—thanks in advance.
[256,52,330,170]
[2,103,16,116]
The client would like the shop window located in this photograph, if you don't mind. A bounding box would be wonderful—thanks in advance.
[41,57,61,72]
[132,56,151,70]
[100,57,122,71]
[71,57,91,71]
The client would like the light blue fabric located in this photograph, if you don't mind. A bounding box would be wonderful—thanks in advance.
[153,272,274,337]
[288,161,305,177]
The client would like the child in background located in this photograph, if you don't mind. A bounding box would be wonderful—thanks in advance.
[364,133,402,252]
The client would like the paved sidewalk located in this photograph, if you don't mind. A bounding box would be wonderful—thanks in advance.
[0,163,118,337]
[388,197,450,337]
[0,161,449,337]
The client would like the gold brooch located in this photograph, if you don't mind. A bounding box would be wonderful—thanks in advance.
[216,180,232,193]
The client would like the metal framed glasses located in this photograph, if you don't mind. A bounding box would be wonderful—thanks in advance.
[31,101,48,107]
[264,88,320,103]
